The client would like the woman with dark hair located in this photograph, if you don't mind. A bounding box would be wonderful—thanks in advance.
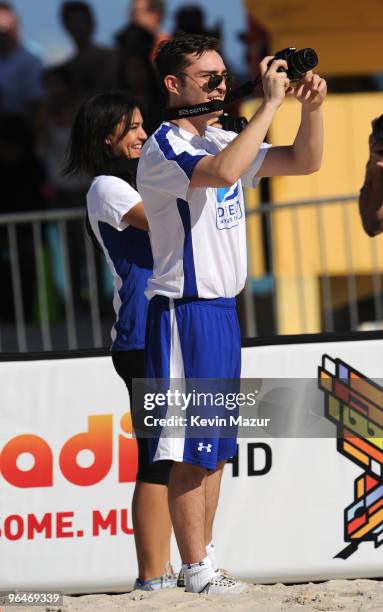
[65,91,175,591]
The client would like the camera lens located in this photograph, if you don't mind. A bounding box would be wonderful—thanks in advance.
[291,48,318,75]
[302,49,318,69]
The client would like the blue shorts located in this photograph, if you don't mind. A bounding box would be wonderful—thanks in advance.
[144,295,240,469]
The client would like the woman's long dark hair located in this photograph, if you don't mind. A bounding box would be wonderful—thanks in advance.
[64,90,144,179]
[64,91,145,251]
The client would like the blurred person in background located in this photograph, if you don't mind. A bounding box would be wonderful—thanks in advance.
[117,50,164,135]
[57,1,118,309]
[115,19,164,135]
[59,1,117,98]
[40,66,91,310]
[359,116,383,236]
[115,21,154,58]
[0,114,45,214]
[0,2,44,125]
[0,114,45,321]
[116,0,170,61]
[64,91,176,591]
[173,5,221,40]
[238,15,269,87]
[42,66,90,209]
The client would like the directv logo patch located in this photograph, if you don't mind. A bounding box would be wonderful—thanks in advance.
[216,184,242,230]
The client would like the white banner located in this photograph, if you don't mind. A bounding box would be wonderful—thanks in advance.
[1,337,383,591]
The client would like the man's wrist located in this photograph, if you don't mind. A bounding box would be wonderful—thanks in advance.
[301,102,323,114]
[260,99,280,114]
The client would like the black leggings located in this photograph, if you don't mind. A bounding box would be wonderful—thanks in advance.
[112,350,172,485]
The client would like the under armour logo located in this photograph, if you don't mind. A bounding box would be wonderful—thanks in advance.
[197,442,212,452]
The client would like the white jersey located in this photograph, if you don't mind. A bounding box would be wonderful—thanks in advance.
[137,121,271,299]
[86,175,153,350]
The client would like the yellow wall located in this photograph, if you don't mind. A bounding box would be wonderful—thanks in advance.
[243,0,383,76]
[241,100,266,279]
[270,93,383,275]
[242,93,383,332]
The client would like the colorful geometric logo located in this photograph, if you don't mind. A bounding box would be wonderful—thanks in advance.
[319,355,383,559]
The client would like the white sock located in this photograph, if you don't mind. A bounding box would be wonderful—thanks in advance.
[183,556,215,593]
[206,541,218,572]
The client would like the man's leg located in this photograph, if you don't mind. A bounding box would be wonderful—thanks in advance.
[146,297,244,593]
[168,462,217,593]
[168,462,207,563]
[204,460,225,549]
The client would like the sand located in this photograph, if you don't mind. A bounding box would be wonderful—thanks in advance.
[4,579,383,612]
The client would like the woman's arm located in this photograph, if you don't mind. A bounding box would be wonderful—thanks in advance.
[122,202,149,232]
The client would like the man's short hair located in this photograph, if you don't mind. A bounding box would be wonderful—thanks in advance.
[61,1,93,25]
[155,33,221,89]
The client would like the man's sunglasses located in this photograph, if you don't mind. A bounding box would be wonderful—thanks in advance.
[177,72,232,91]
[205,73,232,90]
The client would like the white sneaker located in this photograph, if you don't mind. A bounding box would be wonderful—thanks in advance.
[216,568,235,579]
[178,567,233,588]
[199,573,247,595]
[134,563,178,591]
[133,573,177,590]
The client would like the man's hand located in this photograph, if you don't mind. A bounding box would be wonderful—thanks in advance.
[260,56,290,109]
[288,71,327,109]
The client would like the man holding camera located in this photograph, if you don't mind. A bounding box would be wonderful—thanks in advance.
[359,117,383,236]
[137,33,326,595]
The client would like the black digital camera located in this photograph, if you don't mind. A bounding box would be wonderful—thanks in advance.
[269,47,318,81]
[219,113,248,134]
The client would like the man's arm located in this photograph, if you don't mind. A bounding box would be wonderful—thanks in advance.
[359,128,383,236]
[256,71,327,177]
[189,56,289,188]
